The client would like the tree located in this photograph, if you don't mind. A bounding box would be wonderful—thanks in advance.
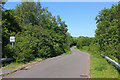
[2,1,72,63]
[15,2,41,25]
[2,9,22,58]
[95,4,120,63]
[77,36,93,49]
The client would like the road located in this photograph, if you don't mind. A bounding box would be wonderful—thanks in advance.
[3,46,90,78]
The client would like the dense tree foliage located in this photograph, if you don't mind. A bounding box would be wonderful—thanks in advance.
[77,36,93,49]
[76,4,120,63]
[95,4,120,63]
[2,2,73,62]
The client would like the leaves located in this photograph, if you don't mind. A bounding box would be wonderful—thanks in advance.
[2,2,73,62]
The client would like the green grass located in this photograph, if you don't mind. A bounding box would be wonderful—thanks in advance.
[30,58,43,62]
[2,62,25,69]
[63,50,72,55]
[3,58,43,69]
[75,47,119,78]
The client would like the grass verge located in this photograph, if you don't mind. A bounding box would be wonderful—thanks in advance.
[75,47,119,78]
[63,50,72,55]
[2,50,72,69]
[2,58,43,69]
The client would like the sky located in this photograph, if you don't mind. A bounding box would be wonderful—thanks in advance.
[4,2,118,37]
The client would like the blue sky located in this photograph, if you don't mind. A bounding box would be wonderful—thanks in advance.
[4,2,118,37]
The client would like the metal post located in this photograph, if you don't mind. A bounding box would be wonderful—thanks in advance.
[12,42,13,47]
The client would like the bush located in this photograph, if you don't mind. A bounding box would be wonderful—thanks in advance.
[82,46,89,51]
[13,34,35,62]
[89,43,100,54]
[76,36,93,49]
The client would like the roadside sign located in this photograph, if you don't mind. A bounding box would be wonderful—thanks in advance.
[10,36,15,42]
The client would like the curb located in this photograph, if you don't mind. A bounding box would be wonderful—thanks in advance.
[0,60,42,77]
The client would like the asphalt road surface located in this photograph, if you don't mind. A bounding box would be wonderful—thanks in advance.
[3,46,90,78]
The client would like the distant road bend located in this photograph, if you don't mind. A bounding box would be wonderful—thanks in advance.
[4,46,90,78]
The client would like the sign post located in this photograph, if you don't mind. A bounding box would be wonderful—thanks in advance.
[10,36,15,47]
